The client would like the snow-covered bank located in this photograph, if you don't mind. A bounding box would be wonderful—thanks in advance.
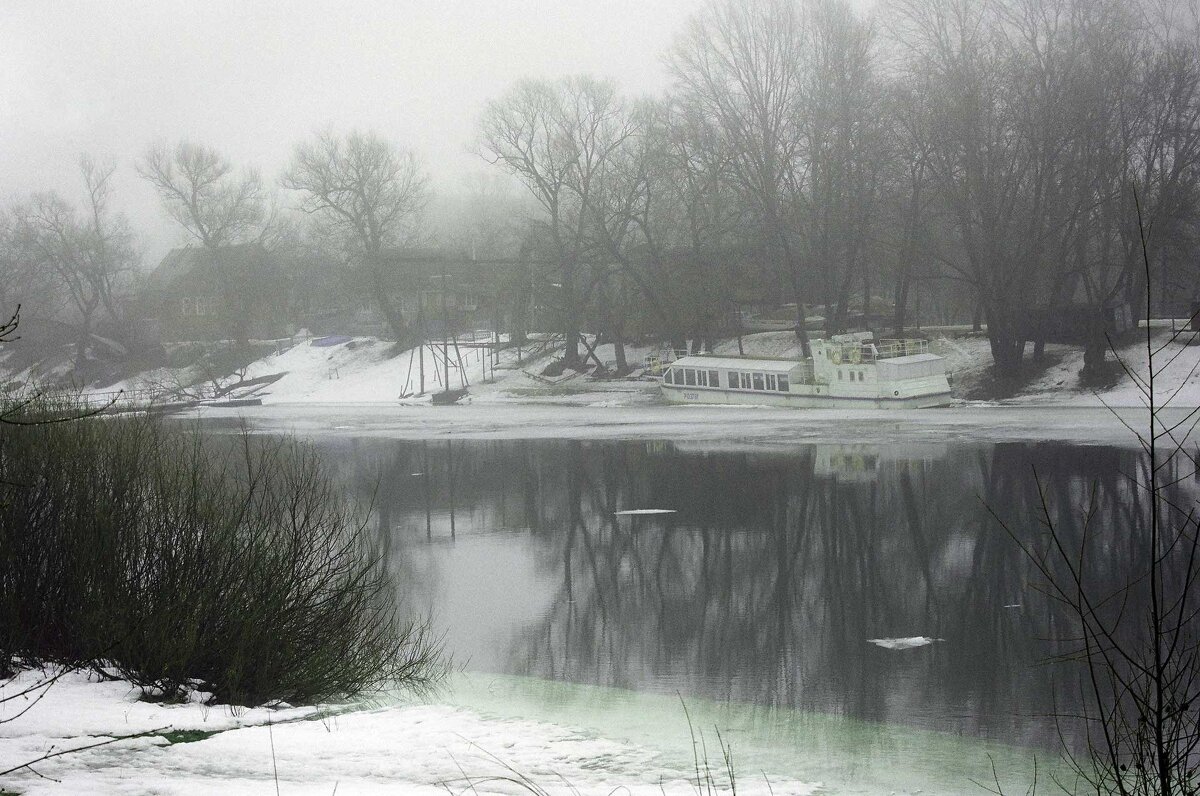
[0,668,816,795]
[0,667,1058,795]
[90,326,1200,412]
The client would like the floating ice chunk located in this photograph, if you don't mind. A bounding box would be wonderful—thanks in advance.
[614,509,677,515]
[1003,604,1021,609]
[867,636,942,650]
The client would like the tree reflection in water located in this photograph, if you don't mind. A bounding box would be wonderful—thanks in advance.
[322,436,1187,752]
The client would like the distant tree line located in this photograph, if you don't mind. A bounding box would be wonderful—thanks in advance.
[481,0,1200,377]
[0,0,1196,380]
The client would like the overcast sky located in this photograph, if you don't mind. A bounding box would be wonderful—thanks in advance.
[0,0,870,265]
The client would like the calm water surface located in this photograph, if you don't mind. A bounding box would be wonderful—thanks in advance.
[293,435,1181,756]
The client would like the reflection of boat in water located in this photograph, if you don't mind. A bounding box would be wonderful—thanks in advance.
[659,333,952,409]
[813,446,880,482]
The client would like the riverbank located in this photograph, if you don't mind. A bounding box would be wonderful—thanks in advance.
[79,326,1200,412]
[1,667,1052,795]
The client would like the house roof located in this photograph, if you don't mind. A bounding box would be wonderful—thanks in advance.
[148,243,268,289]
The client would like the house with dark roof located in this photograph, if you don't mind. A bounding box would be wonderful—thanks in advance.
[143,243,288,343]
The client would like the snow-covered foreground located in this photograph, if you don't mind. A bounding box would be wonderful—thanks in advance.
[0,669,808,795]
[0,668,1052,795]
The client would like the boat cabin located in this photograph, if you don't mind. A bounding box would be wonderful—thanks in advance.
[660,335,952,409]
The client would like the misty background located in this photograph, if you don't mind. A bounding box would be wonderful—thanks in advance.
[2,0,724,263]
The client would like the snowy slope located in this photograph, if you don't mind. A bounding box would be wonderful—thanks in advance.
[0,668,817,795]
[67,326,1200,409]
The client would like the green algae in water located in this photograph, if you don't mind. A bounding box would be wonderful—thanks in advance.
[444,672,1064,795]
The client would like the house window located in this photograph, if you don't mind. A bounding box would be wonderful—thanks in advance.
[752,373,764,391]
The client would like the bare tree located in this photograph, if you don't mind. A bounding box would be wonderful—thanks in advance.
[884,0,1083,376]
[883,0,1200,379]
[479,76,635,368]
[77,155,137,325]
[138,141,271,346]
[282,130,428,344]
[7,156,136,371]
[992,219,1200,795]
[138,141,264,248]
[0,208,66,323]
[669,0,814,354]
[669,0,883,353]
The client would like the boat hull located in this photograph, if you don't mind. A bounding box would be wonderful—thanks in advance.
[660,383,952,409]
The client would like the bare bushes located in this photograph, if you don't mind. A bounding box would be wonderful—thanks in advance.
[0,409,443,704]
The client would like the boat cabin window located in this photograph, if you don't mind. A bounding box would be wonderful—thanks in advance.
[685,369,696,386]
[665,368,676,384]
[708,370,720,387]
[752,373,764,391]
[838,370,843,380]
[732,372,744,389]
[778,375,789,392]
[766,374,777,391]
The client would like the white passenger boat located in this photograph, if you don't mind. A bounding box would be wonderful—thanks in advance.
[659,333,952,409]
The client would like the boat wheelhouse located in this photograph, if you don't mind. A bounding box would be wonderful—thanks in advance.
[659,334,952,409]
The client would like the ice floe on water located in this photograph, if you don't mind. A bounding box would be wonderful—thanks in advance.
[867,637,943,650]
[201,402,1176,451]
[614,509,677,515]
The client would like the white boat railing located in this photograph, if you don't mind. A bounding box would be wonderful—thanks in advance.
[876,339,930,358]
[828,338,929,363]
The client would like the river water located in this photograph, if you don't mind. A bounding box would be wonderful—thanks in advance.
[201,407,1189,793]
[305,432,1181,789]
